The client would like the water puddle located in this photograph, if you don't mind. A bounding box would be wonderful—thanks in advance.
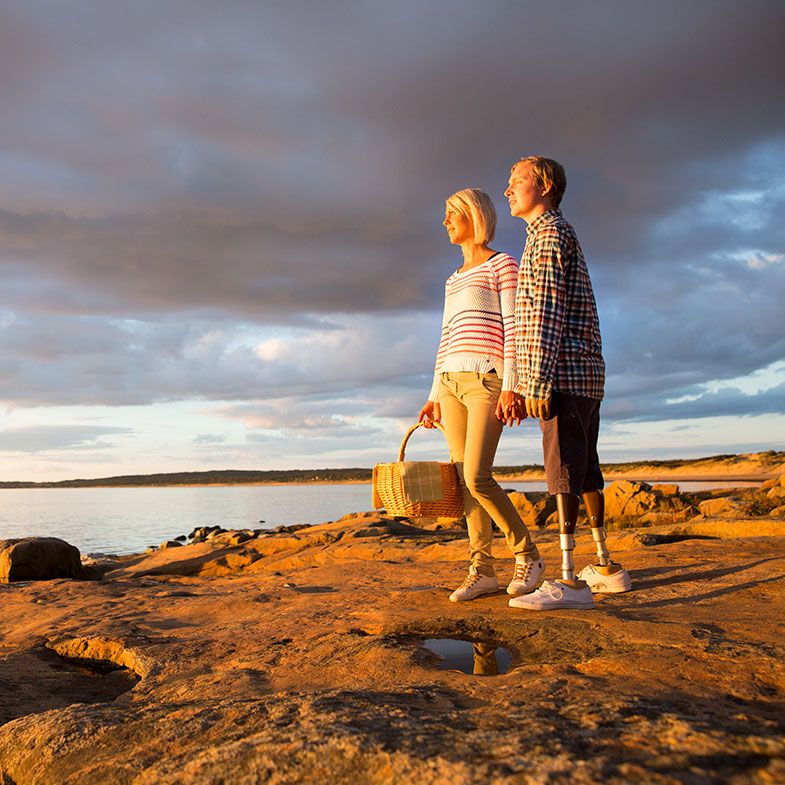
[423,638,512,676]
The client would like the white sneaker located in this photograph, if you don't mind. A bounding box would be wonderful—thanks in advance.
[508,580,595,610]
[449,565,499,602]
[506,557,545,596]
[577,564,632,594]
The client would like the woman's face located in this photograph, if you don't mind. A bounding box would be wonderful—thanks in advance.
[443,203,473,245]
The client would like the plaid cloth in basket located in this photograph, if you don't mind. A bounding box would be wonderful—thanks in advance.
[398,461,445,504]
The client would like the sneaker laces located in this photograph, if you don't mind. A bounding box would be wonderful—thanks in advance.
[535,580,562,599]
[459,572,480,589]
[512,560,534,583]
[459,569,492,589]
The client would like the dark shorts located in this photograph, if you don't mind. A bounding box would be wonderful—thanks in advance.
[540,391,604,495]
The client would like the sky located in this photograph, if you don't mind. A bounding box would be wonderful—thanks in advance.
[1,0,784,482]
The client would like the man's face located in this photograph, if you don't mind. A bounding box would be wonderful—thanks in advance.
[505,162,545,222]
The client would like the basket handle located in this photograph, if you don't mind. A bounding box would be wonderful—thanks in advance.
[397,421,453,462]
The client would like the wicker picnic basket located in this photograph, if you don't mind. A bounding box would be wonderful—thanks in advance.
[372,421,464,517]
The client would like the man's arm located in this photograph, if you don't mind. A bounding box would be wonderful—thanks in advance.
[520,225,567,406]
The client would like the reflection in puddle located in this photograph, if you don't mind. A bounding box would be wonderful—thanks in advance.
[423,638,511,676]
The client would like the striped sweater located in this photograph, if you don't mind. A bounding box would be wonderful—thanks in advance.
[428,252,519,401]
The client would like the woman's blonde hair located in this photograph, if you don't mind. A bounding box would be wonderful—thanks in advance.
[446,188,497,244]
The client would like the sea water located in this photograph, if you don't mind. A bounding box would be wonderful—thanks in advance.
[0,480,756,557]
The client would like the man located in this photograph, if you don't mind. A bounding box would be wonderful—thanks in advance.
[505,156,631,610]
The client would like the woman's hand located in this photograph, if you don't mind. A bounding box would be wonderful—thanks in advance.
[495,391,526,426]
[418,401,441,428]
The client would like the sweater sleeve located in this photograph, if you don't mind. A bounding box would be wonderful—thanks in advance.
[495,255,520,392]
[427,283,451,402]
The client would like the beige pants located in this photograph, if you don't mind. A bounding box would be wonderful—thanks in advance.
[438,371,538,573]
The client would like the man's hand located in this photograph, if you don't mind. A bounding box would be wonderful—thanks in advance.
[418,401,441,428]
[525,395,551,420]
[496,391,526,426]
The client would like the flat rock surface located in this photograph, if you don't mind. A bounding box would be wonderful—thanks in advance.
[1,517,784,784]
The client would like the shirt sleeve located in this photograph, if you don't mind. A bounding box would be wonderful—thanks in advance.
[518,226,566,400]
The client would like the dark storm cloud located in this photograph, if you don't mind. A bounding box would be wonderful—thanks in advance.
[0,0,783,425]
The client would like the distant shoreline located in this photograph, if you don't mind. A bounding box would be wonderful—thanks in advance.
[1,450,782,489]
[2,473,779,490]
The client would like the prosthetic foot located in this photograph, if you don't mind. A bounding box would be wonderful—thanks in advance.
[509,492,594,610]
[578,491,632,593]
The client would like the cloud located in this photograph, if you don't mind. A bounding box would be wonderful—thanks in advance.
[0,312,439,408]
[0,0,783,478]
[2,2,783,319]
[194,433,225,444]
[0,424,132,453]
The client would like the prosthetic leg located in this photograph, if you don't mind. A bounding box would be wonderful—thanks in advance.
[584,490,611,567]
[556,493,582,585]
[508,492,595,608]
[581,491,631,590]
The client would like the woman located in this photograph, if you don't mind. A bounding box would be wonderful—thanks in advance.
[418,188,543,602]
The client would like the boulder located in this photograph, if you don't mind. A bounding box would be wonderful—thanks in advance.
[639,508,696,525]
[698,497,748,518]
[0,537,82,582]
[336,510,380,522]
[225,531,254,545]
[767,485,785,500]
[507,491,534,515]
[188,525,223,541]
[524,496,557,528]
[604,480,665,519]
[651,483,680,496]
[409,515,466,531]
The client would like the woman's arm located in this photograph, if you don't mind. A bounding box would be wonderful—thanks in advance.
[496,254,520,394]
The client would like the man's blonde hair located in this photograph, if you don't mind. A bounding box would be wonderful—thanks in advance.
[445,188,497,244]
[512,156,567,208]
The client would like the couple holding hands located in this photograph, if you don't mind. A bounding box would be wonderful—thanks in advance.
[418,156,631,611]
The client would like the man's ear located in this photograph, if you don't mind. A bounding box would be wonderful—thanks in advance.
[541,182,552,197]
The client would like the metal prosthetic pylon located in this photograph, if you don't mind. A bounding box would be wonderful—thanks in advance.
[556,493,581,582]
[583,490,611,567]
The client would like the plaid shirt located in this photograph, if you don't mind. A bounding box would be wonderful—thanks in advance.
[514,209,605,400]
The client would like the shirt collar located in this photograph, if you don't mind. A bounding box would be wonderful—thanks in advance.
[526,208,562,235]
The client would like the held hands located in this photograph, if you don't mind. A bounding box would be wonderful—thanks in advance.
[418,400,441,429]
[495,390,526,426]
[494,392,552,424]
[421,392,550,429]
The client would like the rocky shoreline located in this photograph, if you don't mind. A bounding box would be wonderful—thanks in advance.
[1,477,785,784]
